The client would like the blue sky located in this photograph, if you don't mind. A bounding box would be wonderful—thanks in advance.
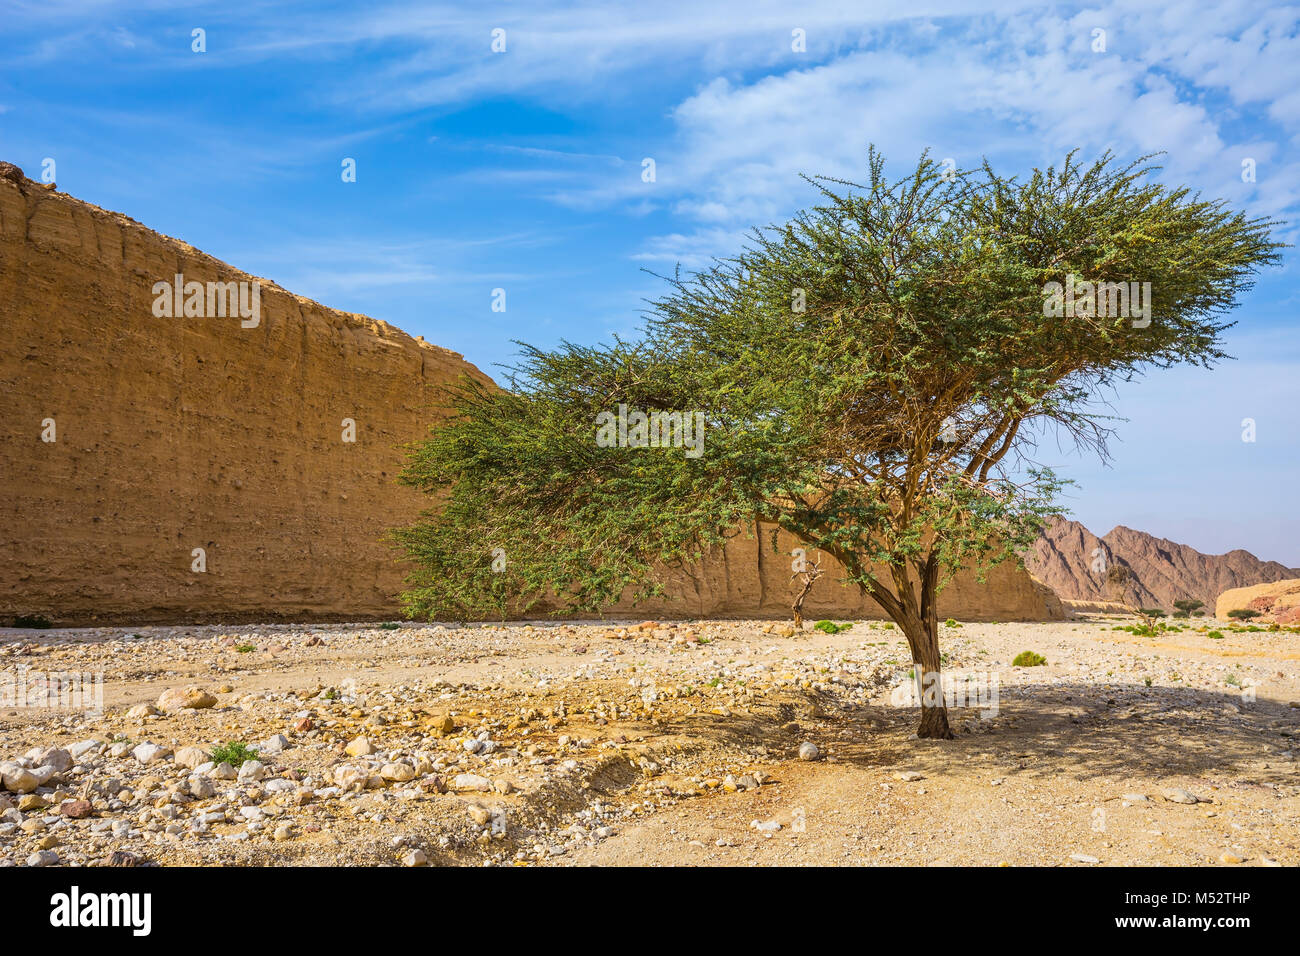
[3,1,1298,563]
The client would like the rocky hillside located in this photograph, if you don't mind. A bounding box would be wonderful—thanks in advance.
[0,163,1061,625]
[1026,518,1299,613]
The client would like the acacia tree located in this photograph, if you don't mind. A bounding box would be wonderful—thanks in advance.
[395,150,1280,739]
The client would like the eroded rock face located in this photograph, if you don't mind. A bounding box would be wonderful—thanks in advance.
[0,167,1063,624]
[626,523,1064,621]
[0,166,492,625]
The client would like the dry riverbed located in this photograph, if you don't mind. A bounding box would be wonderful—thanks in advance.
[1,616,1297,867]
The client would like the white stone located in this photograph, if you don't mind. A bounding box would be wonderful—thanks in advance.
[132,743,171,765]
[174,746,209,770]
[1,765,39,794]
[380,763,416,782]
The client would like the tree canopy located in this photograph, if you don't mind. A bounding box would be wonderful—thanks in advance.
[394,149,1281,737]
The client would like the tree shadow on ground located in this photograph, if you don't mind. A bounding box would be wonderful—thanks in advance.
[659,681,1298,788]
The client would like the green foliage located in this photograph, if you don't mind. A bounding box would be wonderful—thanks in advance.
[1207,630,1224,640]
[11,614,52,629]
[209,742,258,767]
[1173,599,1204,616]
[1140,608,1167,618]
[1227,608,1261,620]
[394,149,1281,640]
[1012,651,1047,666]
[813,620,853,634]
[234,643,255,653]
[944,618,961,628]
[378,622,401,630]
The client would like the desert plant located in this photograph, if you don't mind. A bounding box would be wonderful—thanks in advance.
[1173,599,1204,618]
[209,742,258,767]
[1012,651,1047,667]
[396,150,1281,739]
[234,643,255,653]
[813,620,853,634]
[1227,608,1262,620]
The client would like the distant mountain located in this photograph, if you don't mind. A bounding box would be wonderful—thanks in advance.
[1024,518,1300,613]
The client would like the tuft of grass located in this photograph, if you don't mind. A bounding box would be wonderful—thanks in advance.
[944,618,961,628]
[378,621,401,630]
[813,620,853,634]
[12,614,52,629]
[1207,630,1224,640]
[1012,651,1047,667]
[209,742,258,767]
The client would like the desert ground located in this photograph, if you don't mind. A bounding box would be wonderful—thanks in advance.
[1,615,1297,867]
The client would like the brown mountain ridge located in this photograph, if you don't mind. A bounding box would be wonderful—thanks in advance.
[1025,517,1300,613]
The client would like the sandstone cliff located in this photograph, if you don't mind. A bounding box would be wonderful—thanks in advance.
[0,164,493,624]
[623,524,1063,622]
[1215,579,1300,624]
[0,165,1062,624]
[1025,517,1299,613]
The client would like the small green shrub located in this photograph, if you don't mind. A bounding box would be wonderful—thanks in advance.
[944,618,961,628]
[813,620,853,634]
[209,742,258,767]
[1227,609,1261,620]
[378,621,401,630]
[1012,651,1047,667]
[234,643,255,653]
[1207,630,1224,640]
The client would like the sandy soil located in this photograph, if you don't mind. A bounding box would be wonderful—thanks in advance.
[1,615,1296,867]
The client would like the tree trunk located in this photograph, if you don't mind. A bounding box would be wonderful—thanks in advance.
[792,579,812,629]
[898,554,953,739]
